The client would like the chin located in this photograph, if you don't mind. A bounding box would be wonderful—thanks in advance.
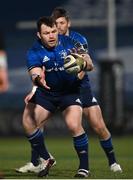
[48,43,56,48]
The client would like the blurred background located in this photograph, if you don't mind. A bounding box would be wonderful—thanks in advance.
[0,0,133,136]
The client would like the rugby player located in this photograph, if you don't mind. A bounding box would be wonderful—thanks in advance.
[16,8,122,175]
[51,7,122,173]
[19,16,93,178]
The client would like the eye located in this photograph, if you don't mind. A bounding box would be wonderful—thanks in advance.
[52,29,57,33]
[42,32,49,35]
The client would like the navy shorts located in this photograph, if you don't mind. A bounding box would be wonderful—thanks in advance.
[80,88,98,108]
[29,88,82,113]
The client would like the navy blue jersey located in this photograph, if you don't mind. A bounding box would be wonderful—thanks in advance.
[69,30,88,52]
[27,35,81,95]
[69,30,91,89]
[69,30,98,107]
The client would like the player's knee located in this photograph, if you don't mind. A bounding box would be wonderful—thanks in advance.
[22,114,29,130]
[94,125,110,138]
[22,111,34,131]
[67,123,82,134]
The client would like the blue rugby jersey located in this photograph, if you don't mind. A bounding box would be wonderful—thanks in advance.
[27,35,81,94]
[69,30,88,52]
[69,30,91,89]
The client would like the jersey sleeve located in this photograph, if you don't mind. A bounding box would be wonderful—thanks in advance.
[26,49,43,71]
[71,32,88,53]
[70,31,96,62]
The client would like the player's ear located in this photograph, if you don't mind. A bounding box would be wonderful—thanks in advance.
[37,32,41,39]
[68,20,71,28]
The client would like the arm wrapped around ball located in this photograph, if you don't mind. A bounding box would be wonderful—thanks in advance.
[81,53,94,71]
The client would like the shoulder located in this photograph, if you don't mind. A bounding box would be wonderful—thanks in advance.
[58,34,74,47]
[59,34,72,42]
[27,40,45,57]
[28,39,42,52]
[69,30,88,44]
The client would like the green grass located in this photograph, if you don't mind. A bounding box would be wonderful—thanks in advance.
[0,136,133,179]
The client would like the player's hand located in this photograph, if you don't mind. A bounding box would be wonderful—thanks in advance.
[77,71,85,80]
[81,54,94,71]
[37,67,50,89]
[34,75,50,89]
[70,52,83,59]
[68,47,86,55]
[71,52,93,72]
[68,48,77,55]
[68,48,85,62]
[70,52,88,72]
[24,92,34,105]
[30,66,50,90]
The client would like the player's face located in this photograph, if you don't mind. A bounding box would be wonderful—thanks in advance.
[37,24,58,48]
[55,17,70,36]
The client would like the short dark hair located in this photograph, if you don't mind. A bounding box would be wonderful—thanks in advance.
[37,16,55,32]
[51,7,70,21]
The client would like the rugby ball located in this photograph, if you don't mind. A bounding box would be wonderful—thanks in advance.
[64,54,83,74]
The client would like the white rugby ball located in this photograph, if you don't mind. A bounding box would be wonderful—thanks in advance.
[64,55,82,74]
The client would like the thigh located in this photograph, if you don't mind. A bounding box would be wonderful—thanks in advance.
[83,105,106,128]
[63,104,82,120]
[83,105,110,138]
[63,105,84,136]
[23,102,52,134]
[29,88,57,113]
[60,93,82,111]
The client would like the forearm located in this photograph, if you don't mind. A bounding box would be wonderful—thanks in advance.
[31,85,37,93]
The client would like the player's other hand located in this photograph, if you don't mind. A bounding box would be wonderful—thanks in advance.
[24,92,34,105]
[30,67,50,90]
[34,75,50,89]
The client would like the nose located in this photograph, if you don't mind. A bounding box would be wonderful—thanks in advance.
[49,33,54,38]
[57,24,61,28]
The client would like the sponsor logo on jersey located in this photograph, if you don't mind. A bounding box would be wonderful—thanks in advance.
[46,66,64,72]
[75,98,82,104]
[92,97,97,102]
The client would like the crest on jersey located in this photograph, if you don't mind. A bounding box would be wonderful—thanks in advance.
[59,50,67,59]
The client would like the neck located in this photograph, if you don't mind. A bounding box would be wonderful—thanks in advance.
[65,29,70,36]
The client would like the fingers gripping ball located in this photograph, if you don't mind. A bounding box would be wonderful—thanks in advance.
[64,54,84,74]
